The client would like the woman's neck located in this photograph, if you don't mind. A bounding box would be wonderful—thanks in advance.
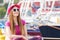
[13,17,18,25]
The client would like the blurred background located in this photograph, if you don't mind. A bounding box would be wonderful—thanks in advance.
[0,0,60,40]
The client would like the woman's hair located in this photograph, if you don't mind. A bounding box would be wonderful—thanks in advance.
[9,11,25,35]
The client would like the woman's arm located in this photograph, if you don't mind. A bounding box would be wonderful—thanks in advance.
[23,25,28,40]
[5,26,12,40]
[11,25,28,40]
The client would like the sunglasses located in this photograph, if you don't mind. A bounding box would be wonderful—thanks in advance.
[13,8,19,12]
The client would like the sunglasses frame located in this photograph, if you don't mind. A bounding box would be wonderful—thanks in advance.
[13,8,19,12]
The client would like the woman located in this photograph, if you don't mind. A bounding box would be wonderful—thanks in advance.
[5,4,28,40]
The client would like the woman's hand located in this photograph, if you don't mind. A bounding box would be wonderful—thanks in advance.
[11,35,27,40]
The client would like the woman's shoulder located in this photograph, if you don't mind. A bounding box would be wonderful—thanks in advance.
[5,19,26,26]
[21,19,26,25]
[5,21,10,27]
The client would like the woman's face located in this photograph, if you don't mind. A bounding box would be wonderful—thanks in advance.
[12,7,19,17]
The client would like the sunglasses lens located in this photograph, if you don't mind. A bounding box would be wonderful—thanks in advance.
[13,9,16,11]
[17,9,19,11]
